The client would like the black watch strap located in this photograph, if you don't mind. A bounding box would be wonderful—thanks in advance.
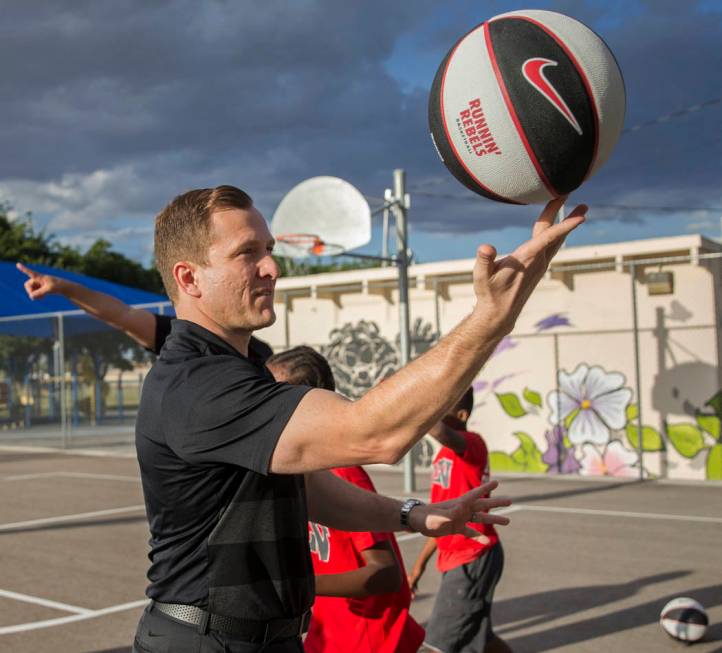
[400,498,424,531]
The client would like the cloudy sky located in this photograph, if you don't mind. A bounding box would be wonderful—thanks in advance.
[1,0,721,265]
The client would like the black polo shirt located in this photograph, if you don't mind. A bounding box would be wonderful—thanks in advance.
[136,319,314,620]
[152,313,274,363]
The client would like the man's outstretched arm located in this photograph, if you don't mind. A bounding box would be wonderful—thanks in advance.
[17,262,158,349]
[271,198,586,473]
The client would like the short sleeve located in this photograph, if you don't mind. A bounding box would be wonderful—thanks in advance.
[461,432,484,466]
[162,355,311,474]
[332,467,390,552]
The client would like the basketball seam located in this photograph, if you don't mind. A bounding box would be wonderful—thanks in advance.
[483,19,557,198]
[438,23,519,205]
[510,15,601,183]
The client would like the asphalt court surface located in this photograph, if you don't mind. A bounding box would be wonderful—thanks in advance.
[0,447,721,653]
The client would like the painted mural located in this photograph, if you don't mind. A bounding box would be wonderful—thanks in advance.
[319,314,722,480]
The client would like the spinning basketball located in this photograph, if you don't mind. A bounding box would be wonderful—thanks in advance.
[429,9,625,204]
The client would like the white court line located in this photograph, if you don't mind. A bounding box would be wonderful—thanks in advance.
[0,505,146,532]
[516,504,722,524]
[3,472,138,483]
[0,589,91,615]
[0,599,149,635]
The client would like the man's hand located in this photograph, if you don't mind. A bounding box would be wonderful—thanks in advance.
[17,262,65,300]
[472,197,587,337]
[408,480,511,538]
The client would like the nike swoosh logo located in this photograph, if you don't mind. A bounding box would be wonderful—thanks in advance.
[522,58,583,135]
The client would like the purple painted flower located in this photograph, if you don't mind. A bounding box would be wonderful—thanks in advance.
[542,425,581,474]
[491,336,517,357]
[535,313,573,332]
[472,380,489,392]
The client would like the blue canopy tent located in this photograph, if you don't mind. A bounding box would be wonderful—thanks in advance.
[0,261,172,337]
[0,262,173,436]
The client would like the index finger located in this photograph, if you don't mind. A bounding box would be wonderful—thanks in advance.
[515,204,587,263]
[532,196,567,238]
[16,262,37,278]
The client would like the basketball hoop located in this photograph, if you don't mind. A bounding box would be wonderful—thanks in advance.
[276,233,346,258]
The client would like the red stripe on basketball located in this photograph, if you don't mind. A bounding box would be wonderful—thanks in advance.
[513,15,600,181]
[483,21,557,197]
[439,24,520,205]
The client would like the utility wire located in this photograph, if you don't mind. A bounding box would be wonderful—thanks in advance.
[622,95,722,134]
[411,190,722,213]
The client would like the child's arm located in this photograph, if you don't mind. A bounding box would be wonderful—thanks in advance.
[407,536,438,598]
[428,420,468,455]
[314,540,402,598]
[17,262,158,349]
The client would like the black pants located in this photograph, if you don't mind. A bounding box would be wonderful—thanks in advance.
[133,604,304,653]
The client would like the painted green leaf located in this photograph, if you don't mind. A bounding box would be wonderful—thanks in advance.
[513,432,548,473]
[626,424,665,452]
[496,393,527,418]
[564,408,579,430]
[706,444,722,480]
[523,388,542,408]
[704,391,722,417]
[626,403,638,422]
[667,423,705,458]
[490,451,524,473]
[563,435,572,449]
[696,414,721,440]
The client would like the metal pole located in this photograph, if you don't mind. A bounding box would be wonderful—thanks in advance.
[394,169,415,492]
[553,333,562,473]
[630,263,645,481]
[382,199,390,267]
[58,314,68,448]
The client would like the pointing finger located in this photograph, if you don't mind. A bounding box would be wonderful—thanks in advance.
[16,262,37,278]
[532,196,567,238]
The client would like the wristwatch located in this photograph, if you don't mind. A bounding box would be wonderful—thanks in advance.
[400,498,425,531]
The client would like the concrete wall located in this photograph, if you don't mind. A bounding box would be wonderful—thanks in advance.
[257,234,722,481]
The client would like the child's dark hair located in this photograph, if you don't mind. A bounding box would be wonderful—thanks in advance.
[267,346,336,391]
[455,386,474,416]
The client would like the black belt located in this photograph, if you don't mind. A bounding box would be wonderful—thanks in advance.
[151,600,311,643]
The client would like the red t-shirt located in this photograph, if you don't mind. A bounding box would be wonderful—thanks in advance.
[430,430,498,573]
[304,466,425,653]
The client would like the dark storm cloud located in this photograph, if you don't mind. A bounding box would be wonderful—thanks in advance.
[0,0,720,257]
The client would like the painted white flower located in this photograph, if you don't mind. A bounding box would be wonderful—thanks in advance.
[579,441,640,478]
[548,364,632,445]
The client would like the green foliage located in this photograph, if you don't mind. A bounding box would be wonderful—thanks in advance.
[626,403,638,421]
[704,391,722,417]
[626,423,665,451]
[496,392,527,418]
[696,414,721,441]
[490,432,548,474]
[0,204,163,293]
[274,255,379,278]
[706,444,722,480]
[523,387,542,408]
[666,423,706,458]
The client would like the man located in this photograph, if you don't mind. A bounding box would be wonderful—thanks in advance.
[409,388,511,653]
[133,184,585,652]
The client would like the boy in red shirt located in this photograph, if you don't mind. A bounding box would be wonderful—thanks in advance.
[408,388,512,653]
[267,347,425,653]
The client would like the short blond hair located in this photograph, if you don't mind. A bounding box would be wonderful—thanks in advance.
[154,185,253,300]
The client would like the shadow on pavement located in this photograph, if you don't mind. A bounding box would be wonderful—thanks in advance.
[497,577,722,652]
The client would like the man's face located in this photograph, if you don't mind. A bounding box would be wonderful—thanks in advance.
[196,206,279,331]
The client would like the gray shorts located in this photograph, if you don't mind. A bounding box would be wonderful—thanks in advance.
[424,542,504,653]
